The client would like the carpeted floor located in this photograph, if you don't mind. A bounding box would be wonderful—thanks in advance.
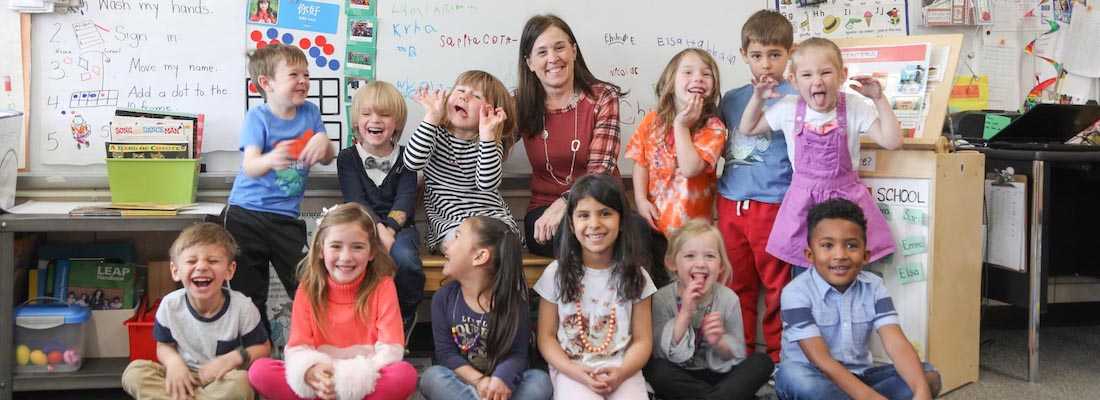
[16,324,1100,399]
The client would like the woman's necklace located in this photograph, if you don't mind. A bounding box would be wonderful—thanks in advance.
[675,291,715,347]
[575,286,616,353]
[451,289,486,352]
[541,92,581,186]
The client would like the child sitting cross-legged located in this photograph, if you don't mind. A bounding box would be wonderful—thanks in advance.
[775,199,942,400]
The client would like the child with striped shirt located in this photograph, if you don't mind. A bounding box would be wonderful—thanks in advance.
[403,70,521,253]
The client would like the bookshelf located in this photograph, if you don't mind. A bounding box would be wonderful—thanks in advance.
[0,213,214,394]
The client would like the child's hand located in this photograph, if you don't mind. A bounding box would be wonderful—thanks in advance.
[411,85,448,124]
[674,93,704,129]
[377,222,396,252]
[752,74,781,100]
[593,366,629,393]
[572,364,610,394]
[478,105,508,142]
[478,376,512,400]
[196,352,238,385]
[163,359,196,400]
[305,363,335,400]
[265,142,294,171]
[701,312,725,346]
[636,199,660,231]
[849,75,884,100]
[680,278,705,312]
[298,132,332,167]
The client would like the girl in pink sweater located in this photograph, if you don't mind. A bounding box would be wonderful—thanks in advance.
[248,203,417,400]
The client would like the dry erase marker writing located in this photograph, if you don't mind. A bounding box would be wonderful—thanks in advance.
[3,76,10,93]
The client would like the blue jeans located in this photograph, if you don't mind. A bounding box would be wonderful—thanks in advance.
[391,225,425,326]
[419,365,553,400]
[775,361,939,400]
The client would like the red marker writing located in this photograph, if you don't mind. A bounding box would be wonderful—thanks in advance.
[3,76,10,93]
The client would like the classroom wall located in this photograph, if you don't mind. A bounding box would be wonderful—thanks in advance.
[18,0,1097,184]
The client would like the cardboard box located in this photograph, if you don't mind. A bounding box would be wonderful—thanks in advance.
[85,308,137,358]
[147,261,178,301]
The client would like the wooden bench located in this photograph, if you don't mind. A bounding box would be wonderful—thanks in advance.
[421,252,555,292]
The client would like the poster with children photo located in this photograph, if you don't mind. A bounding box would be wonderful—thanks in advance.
[248,0,279,25]
[349,18,376,43]
[345,45,376,78]
[347,0,371,13]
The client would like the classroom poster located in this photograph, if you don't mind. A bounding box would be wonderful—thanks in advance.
[32,1,247,165]
[777,0,909,40]
[841,43,931,138]
[245,0,347,171]
[863,177,931,362]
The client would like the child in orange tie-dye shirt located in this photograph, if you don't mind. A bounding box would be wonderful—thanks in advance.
[627,48,727,252]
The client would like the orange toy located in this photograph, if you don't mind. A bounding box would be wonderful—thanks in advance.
[276,129,315,159]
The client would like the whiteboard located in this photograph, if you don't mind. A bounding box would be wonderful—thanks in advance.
[24,0,986,175]
[376,0,771,175]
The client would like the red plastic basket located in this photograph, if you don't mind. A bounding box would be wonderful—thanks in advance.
[123,296,160,363]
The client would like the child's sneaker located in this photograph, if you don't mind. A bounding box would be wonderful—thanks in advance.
[768,363,779,387]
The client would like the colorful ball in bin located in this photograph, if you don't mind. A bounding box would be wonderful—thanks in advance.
[15,345,29,365]
[47,350,64,366]
[63,349,81,366]
[29,349,47,366]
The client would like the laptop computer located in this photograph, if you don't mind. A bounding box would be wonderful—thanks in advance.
[979,104,1100,151]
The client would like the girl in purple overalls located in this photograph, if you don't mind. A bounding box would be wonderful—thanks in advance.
[739,37,904,271]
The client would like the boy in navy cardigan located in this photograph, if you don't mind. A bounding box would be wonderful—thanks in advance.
[337,81,425,332]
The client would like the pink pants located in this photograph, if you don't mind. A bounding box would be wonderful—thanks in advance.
[248,357,417,400]
[549,367,648,399]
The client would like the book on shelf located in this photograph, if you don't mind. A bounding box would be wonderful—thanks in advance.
[54,259,70,300]
[105,142,191,159]
[67,260,136,310]
[69,207,179,217]
[114,107,204,159]
[68,202,196,216]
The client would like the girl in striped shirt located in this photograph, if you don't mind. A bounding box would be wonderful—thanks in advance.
[404,71,521,253]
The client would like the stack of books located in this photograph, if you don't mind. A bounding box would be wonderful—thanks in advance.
[106,108,204,159]
[68,202,196,217]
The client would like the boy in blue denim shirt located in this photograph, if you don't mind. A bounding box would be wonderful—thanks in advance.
[775,199,940,399]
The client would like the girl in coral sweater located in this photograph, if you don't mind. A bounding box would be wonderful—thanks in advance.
[248,203,417,400]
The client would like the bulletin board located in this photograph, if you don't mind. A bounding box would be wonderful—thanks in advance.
[834,34,963,149]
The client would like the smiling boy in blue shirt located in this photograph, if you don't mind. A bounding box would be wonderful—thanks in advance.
[775,199,941,399]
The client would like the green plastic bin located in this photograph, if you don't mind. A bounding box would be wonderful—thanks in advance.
[106,159,200,203]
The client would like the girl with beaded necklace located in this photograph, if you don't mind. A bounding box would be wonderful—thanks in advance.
[533,173,656,399]
[419,216,553,400]
[642,219,775,400]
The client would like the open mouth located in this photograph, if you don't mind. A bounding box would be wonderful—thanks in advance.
[812,91,827,104]
[585,232,606,242]
[690,271,709,283]
[454,105,468,118]
[547,66,564,74]
[828,265,850,275]
[191,277,213,289]
[366,127,385,137]
[688,87,706,95]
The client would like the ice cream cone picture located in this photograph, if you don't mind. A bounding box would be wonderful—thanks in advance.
[864,11,873,26]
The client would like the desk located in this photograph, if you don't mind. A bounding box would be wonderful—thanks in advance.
[0,211,220,396]
[976,148,1100,383]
